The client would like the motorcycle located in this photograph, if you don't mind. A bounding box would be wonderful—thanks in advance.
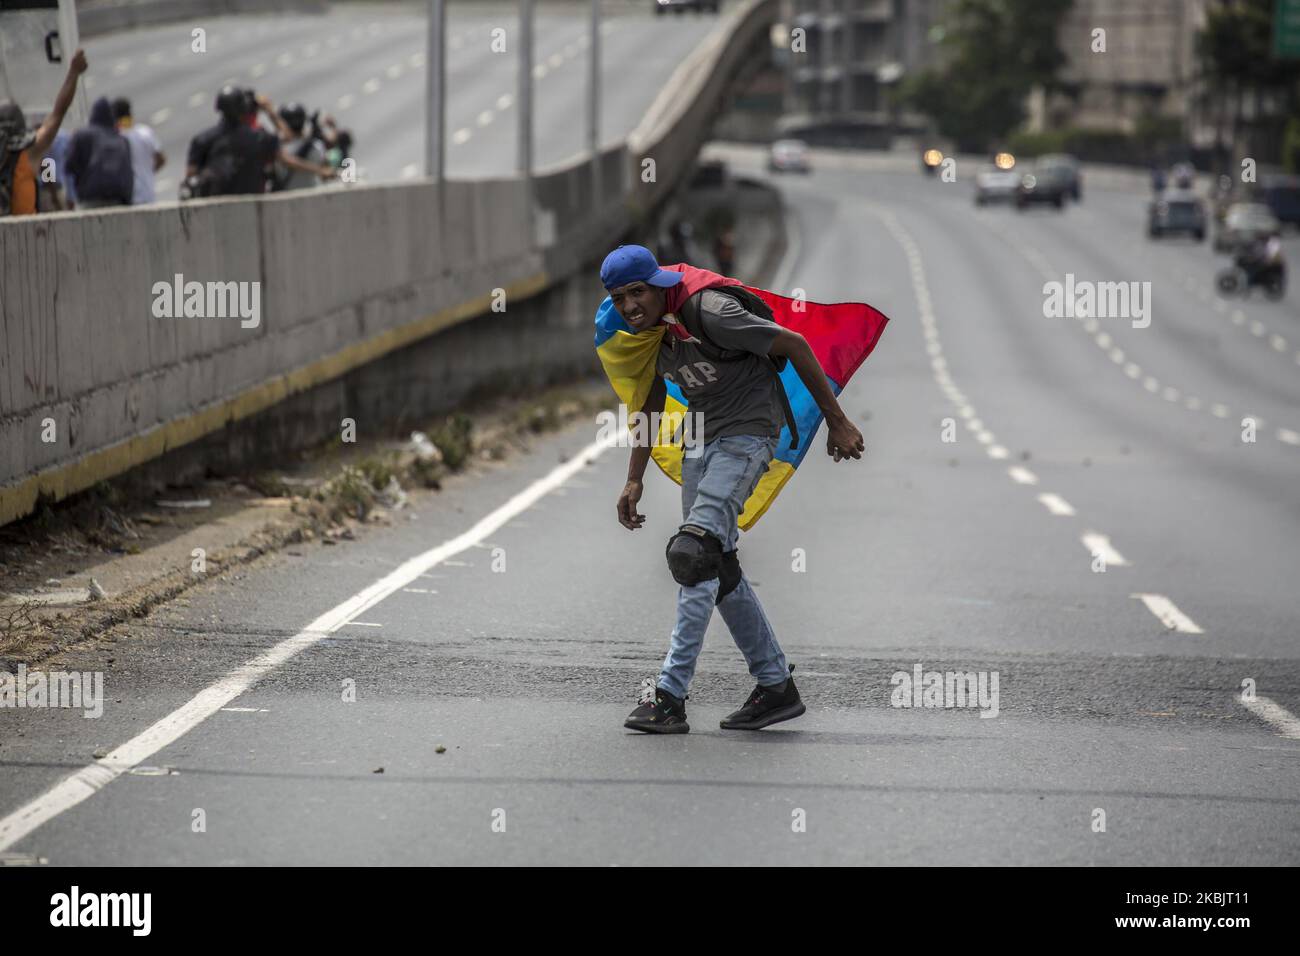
[1217,252,1286,300]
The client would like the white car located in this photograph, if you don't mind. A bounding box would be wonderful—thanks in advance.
[974,166,1020,205]
[768,139,811,174]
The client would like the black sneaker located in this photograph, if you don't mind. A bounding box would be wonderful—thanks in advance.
[624,678,690,734]
[720,664,805,730]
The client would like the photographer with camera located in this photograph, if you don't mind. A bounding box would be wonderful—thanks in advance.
[270,102,335,191]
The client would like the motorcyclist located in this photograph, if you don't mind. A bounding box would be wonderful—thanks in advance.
[1237,233,1284,286]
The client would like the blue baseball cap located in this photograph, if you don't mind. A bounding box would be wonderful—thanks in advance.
[600,245,684,291]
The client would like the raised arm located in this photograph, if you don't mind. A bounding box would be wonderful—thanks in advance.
[32,49,88,155]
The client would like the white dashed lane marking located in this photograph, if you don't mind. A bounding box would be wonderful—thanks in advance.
[1239,696,1300,739]
[1037,493,1076,517]
[1081,532,1129,567]
[1130,593,1204,634]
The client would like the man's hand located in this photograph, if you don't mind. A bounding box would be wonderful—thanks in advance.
[617,479,646,530]
[69,49,88,76]
[826,415,865,461]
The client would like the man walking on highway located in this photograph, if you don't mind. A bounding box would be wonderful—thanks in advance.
[595,245,880,734]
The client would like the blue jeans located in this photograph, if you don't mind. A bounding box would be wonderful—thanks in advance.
[658,434,789,699]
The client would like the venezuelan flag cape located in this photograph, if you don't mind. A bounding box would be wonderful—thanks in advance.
[594,266,889,530]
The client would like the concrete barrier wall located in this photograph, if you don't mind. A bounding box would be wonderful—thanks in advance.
[0,0,772,526]
[79,0,328,38]
[0,180,547,524]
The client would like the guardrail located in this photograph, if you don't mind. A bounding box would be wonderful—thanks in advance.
[0,0,775,527]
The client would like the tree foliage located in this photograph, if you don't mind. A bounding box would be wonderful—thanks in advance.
[902,0,1075,151]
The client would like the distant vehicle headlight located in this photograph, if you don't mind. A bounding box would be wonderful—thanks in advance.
[923,149,943,167]
[994,152,1015,170]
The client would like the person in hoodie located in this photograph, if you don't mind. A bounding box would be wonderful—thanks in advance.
[66,96,133,209]
[602,245,867,734]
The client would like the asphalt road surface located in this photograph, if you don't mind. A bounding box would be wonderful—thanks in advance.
[2,150,1298,865]
[80,1,729,195]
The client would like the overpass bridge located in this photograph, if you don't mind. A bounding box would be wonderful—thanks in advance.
[0,0,777,527]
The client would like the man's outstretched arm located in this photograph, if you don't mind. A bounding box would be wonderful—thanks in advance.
[617,375,666,530]
[32,49,88,156]
[768,328,865,461]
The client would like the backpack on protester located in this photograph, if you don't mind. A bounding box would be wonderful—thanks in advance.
[674,285,800,451]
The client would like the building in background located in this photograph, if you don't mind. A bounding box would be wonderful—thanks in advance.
[777,0,944,147]
[1038,0,1210,144]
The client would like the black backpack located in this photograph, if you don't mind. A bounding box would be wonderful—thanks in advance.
[675,286,799,450]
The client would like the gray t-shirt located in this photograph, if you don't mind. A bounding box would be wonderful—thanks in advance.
[656,288,783,444]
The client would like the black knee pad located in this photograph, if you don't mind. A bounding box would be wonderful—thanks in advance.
[716,550,741,604]
[666,524,723,586]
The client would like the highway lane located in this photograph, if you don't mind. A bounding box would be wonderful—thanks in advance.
[2,149,1297,865]
[80,2,732,193]
[862,167,1300,656]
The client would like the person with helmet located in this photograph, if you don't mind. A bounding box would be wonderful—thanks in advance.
[1,49,88,217]
[270,101,335,191]
[182,85,279,197]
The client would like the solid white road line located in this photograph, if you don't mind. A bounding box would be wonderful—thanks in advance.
[1081,532,1129,567]
[1037,493,1076,517]
[1130,593,1204,634]
[0,434,617,853]
[1240,696,1300,740]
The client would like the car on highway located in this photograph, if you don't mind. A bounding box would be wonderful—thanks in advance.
[920,147,945,175]
[768,138,810,174]
[1037,153,1082,201]
[974,165,1020,205]
[1258,173,1300,229]
[1147,190,1206,240]
[1016,160,1073,209]
[1214,202,1281,252]
[653,0,720,13]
